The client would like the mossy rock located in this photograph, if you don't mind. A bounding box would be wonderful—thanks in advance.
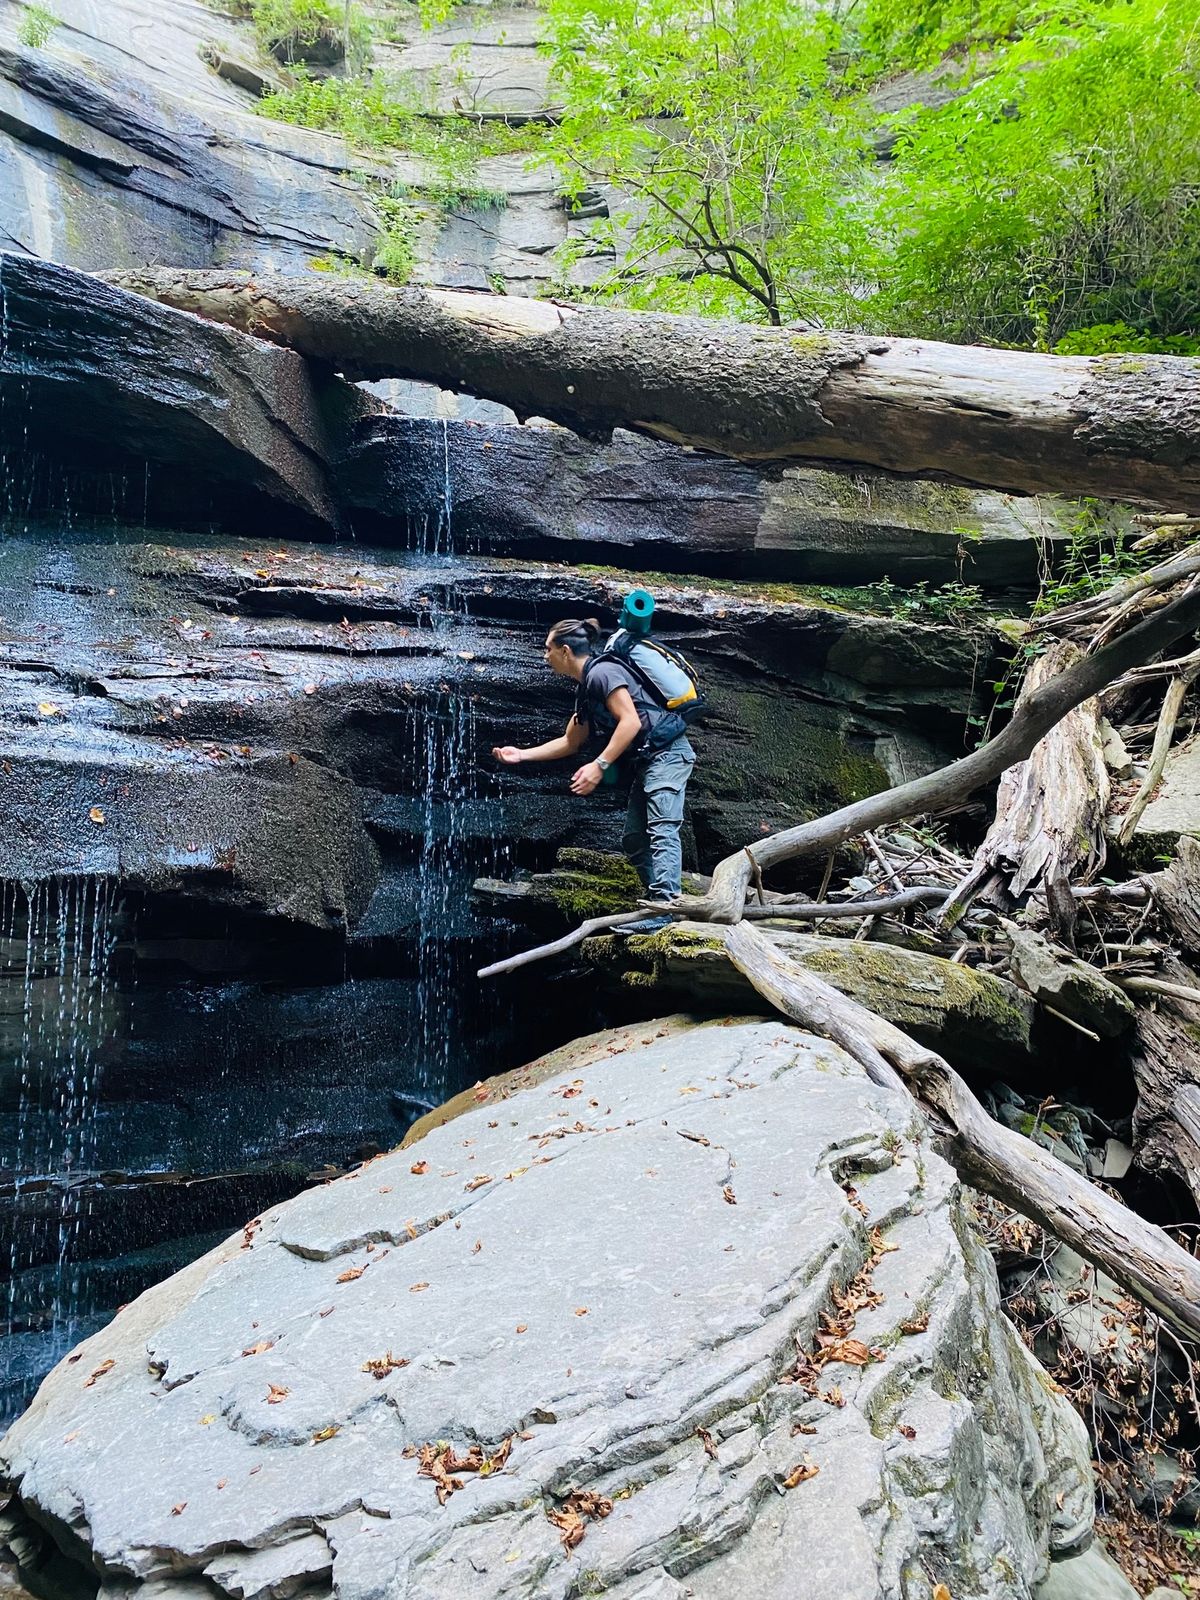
[595,922,1037,1072]
[543,848,644,919]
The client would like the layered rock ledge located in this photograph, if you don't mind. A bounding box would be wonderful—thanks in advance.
[1,1017,1096,1600]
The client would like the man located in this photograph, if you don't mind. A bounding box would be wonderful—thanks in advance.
[492,616,695,934]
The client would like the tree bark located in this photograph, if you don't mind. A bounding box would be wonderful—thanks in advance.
[723,923,1200,1345]
[1127,957,1200,1211]
[104,269,1200,510]
[944,641,1109,921]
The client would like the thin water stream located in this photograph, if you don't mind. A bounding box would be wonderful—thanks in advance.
[0,409,528,1420]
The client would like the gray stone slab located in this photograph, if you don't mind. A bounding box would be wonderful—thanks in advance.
[1,1017,1095,1598]
[1034,1541,1140,1600]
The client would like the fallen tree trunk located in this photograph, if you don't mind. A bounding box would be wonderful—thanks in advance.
[723,922,1200,1345]
[105,269,1200,510]
[943,641,1109,924]
[686,578,1200,923]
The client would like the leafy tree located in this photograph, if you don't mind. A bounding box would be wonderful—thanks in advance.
[540,0,1200,349]
[541,0,872,325]
[863,0,1200,348]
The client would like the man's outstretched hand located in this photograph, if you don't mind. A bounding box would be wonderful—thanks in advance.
[492,746,523,765]
[570,761,602,796]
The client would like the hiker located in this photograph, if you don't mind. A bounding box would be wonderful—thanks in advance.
[491,613,697,934]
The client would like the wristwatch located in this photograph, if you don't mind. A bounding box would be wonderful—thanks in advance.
[596,755,612,772]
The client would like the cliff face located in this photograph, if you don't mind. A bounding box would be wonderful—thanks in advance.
[0,1,1083,1466]
[0,248,1021,1424]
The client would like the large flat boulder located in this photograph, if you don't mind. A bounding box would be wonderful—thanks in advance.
[1119,734,1200,863]
[0,1017,1093,1599]
[588,921,1040,1072]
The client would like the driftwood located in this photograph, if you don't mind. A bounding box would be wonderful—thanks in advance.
[478,911,641,977]
[723,923,1200,1345]
[683,579,1200,925]
[1116,666,1199,846]
[943,641,1109,925]
[1126,957,1200,1210]
[104,268,1200,509]
[1157,836,1200,954]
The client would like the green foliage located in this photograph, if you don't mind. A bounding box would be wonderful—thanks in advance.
[251,0,369,64]
[541,0,872,325]
[371,193,421,282]
[259,72,525,188]
[1053,322,1200,357]
[1032,502,1146,615]
[17,3,59,47]
[852,577,988,627]
[854,0,1027,71]
[539,0,1200,348]
[861,0,1200,347]
[260,72,421,144]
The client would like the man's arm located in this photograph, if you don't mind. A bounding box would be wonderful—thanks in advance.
[493,715,589,766]
[570,687,641,795]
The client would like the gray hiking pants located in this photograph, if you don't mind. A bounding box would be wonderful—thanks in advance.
[622,738,695,901]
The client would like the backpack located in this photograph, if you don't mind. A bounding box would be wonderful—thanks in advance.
[602,628,706,726]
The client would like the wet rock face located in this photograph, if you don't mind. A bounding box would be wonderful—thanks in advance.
[0,254,375,539]
[0,528,997,917]
[0,1017,1094,1600]
[343,416,1073,587]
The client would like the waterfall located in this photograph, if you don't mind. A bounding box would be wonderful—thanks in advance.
[2,878,118,1376]
[403,420,510,1096]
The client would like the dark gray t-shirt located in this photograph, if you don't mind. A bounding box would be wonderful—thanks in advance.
[576,657,665,747]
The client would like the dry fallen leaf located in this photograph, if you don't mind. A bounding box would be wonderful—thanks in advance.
[311,1425,340,1443]
[37,703,62,716]
[546,1489,613,1552]
[337,1266,366,1284]
[410,1281,430,1293]
[216,1478,228,1490]
[515,1324,528,1334]
[464,1174,493,1192]
[817,1337,871,1367]
[84,1359,114,1387]
[698,1427,718,1461]
[241,1340,275,1356]
[722,1185,737,1205]
[782,1459,820,1489]
[898,1424,917,1440]
[266,1384,290,1404]
[199,1414,216,1426]
[574,1306,588,1316]
[410,1160,429,1175]
[932,1587,952,1600]
[88,806,106,825]
[472,1240,482,1255]
[362,1352,410,1379]
[63,1431,80,1443]
[171,1502,187,1516]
